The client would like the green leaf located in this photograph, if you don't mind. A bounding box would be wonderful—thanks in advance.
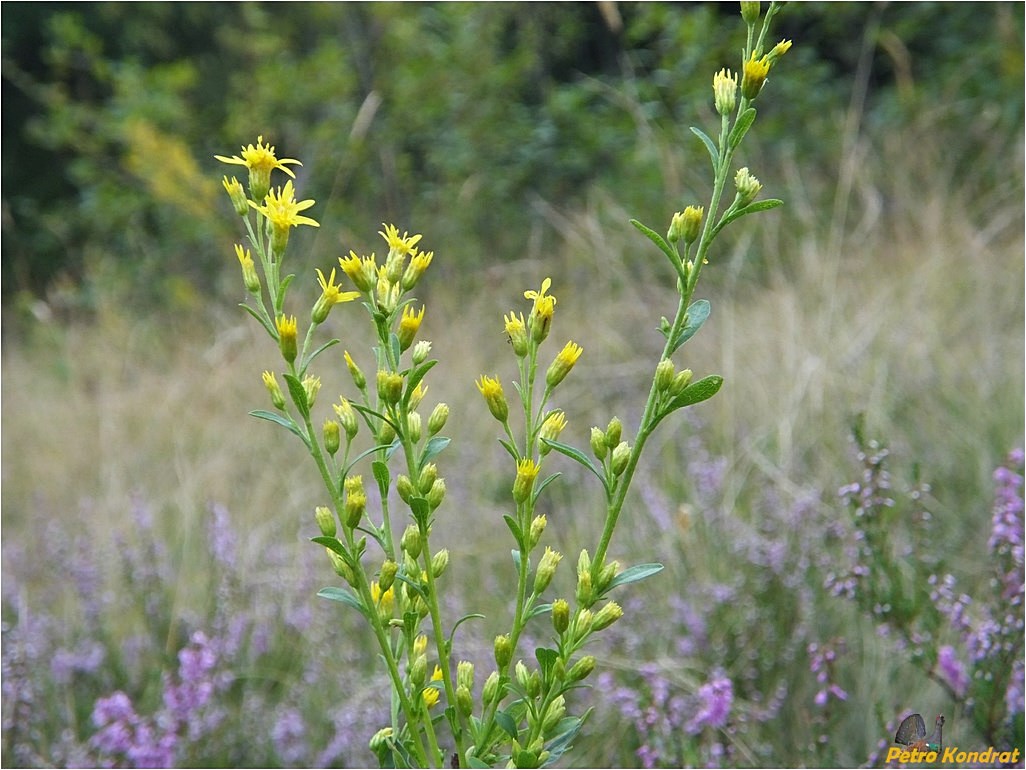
[388,332,401,368]
[421,435,451,466]
[450,613,486,639]
[629,218,680,272]
[282,373,310,419]
[511,548,526,572]
[498,438,520,462]
[409,496,431,528]
[532,472,561,504]
[467,758,492,769]
[342,444,397,479]
[238,302,275,337]
[690,125,720,169]
[671,299,711,351]
[604,563,664,591]
[540,439,608,493]
[728,106,757,148]
[311,535,350,560]
[535,647,559,679]
[372,459,391,491]
[666,374,724,412]
[384,437,402,460]
[494,710,518,741]
[503,514,524,543]
[527,602,553,620]
[317,586,365,614]
[248,410,310,446]
[275,272,296,311]
[718,198,784,231]
[403,359,438,409]
[303,337,340,371]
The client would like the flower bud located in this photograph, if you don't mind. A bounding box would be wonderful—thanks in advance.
[668,210,687,244]
[611,441,631,476]
[528,514,547,550]
[396,474,415,505]
[344,476,367,529]
[513,458,540,505]
[590,427,608,460]
[303,375,322,409]
[515,660,530,691]
[401,250,434,291]
[379,559,398,592]
[456,685,473,716]
[476,375,509,423]
[406,411,422,443]
[533,547,562,594]
[767,39,792,65]
[326,548,354,583]
[426,478,446,509]
[740,1,760,23]
[234,244,261,294]
[655,359,676,392]
[527,670,542,699]
[378,420,396,445]
[680,205,704,245]
[401,522,422,558]
[339,250,376,293]
[592,601,624,631]
[344,350,366,390]
[413,634,428,658]
[740,51,771,101]
[323,419,341,456]
[670,368,694,396]
[427,403,449,436]
[410,654,427,689]
[482,671,501,705]
[567,655,596,683]
[713,68,739,116]
[545,341,583,389]
[223,177,249,216]
[408,382,427,410]
[262,371,286,410]
[276,315,298,364]
[369,726,394,754]
[552,598,570,634]
[494,634,513,669]
[734,166,763,206]
[576,569,593,608]
[538,411,568,455]
[418,463,439,495]
[574,609,594,642]
[504,311,529,358]
[315,506,337,538]
[597,560,620,593]
[431,548,449,578]
[398,305,425,352]
[412,340,432,366]
[542,695,566,733]
[377,370,404,406]
[333,398,359,440]
[604,417,622,448]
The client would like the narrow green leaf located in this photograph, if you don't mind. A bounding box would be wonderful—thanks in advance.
[494,710,518,741]
[394,572,428,601]
[421,435,451,466]
[532,472,561,504]
[248,410,309,446]
[666,374,724,411]
[498,438,520,462]
[311,535,350,560]
[275,273,296,311]
[719,198,784,231]
[303,337,340,370]
[527,602,553,620]
[238,303,276,337]
[343,444,396,478]
[629,218,680,269]
[388,332,401,368]
[604,563,664,591]
[511,548,526,572]
[690,125,720,169]
[503,514,524,544]
[317,586,366,614]
[403,359,438,409]
[468,758,492,769]
[384,437,402,460]
[671,299,711,351]
[728,106,757,148]
[282,373,310,419]
[540,439,608,493]
[451,613,486,638]
[371,459,391,491]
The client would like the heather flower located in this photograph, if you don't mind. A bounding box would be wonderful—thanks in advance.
[936,644,969,698]
[686,672,733,733]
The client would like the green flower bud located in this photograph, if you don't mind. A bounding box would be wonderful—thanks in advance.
[377,370,404,406]
[426,478,446,509]
[369,726,394,754]
[419,463,438,495]
[343,476,367,529]
[538,411,568,456]
[528,514,547,550]
[326,548,354,583]
[551,598,570,634]
[262,371,286,410]
[515,660,530,691]
[302,375,322,409]
[670,368,694,396]
[740,1,760,23]
[592,601,624,631]
[396,474,415,505]
[410,654,427,689]
[431,548,449,578]
[567,655,596,683]
[333,398,359,440]
[542,695,566,733]
[533,546,562,594]
[406,411,422,443]
[223,177,249,217]
[344,350,366,390]
[597,560,620,593]
[713,68,739,116]
[457,660,475,691]
[680,205,704,244]
[734,166,763,206]
[412,340,432,366]
[611,441,631,476]
[315,505,337,538]
[323,419,341,456]
[590,427,607,460]
[527,670,542,699]
[574,609,594,642]
[576,568,593,608]
[604,417,622,448]
[401,523,422,558]
[456,685,473,716]
[378,419,396,445]
[427,402,449,436]
[379,559,398,592]
[482,671,501,705]
[494,634,513,668]
[655,359,675,392]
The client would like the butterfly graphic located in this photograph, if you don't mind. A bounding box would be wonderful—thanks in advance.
[894,713,945,752]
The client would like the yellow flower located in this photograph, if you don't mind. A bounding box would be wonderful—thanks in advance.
[402,249,434,291]
[222,175,248,215]
[249,180,319,257]
[422,685,440,709]
[379,223,423,257]
[338,250,377,293]
[538,410,568,454]
[312,267,360,324]
[262,370,285,409]
[431,664,444,683]
[398,304,426,351]
[234,243,260,294]
[504,311,529,357]
[343,350,367,390]
[525,277,557,342]
[215,135,301,202]
[712,68,738,116]
[513,458,541,504]
[276,314,298,364]
[740,51,771,100]
[546,340,583,389]
[476,375,509,423]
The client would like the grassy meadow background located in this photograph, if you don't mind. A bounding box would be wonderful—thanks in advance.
[3,3,1024,767]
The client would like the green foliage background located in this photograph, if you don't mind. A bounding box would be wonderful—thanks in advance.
[4,2,1023,311]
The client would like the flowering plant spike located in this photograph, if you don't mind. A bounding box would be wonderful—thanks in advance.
[216,3,790,766]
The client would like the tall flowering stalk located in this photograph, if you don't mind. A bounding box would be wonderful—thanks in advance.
[216,4,791,766]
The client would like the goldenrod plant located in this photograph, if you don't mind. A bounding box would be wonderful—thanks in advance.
[216,4,790,766]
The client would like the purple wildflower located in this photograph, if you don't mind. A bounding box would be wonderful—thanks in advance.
[936,645,969,697]
[686,672,733,734]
